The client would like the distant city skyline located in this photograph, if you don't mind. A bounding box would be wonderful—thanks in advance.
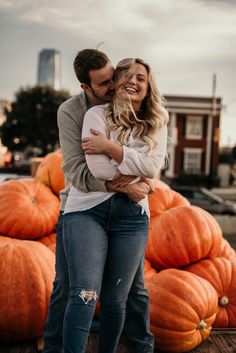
[37,49,61,90]
[0,0,236,146]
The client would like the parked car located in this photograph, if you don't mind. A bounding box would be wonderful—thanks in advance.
[0,173,30,184]
[172,186,236,215]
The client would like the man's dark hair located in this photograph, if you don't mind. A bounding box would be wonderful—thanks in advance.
[73,49,110,86]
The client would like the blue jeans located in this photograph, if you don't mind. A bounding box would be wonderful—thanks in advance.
[43,195,154,353]
[43,212,68,353]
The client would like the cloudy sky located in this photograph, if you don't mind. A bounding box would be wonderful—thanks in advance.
[0,0,236,146]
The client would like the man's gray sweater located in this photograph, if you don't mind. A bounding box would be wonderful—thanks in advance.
[57,92,107,211]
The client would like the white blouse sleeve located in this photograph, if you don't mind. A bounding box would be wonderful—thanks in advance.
[82,106,118,180]
[117,125,168,179]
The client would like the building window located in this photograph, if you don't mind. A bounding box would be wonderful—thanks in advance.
[183,148,202,174]
[185,116,203,140]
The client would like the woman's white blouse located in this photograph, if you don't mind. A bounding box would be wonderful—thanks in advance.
[64,104,168,217]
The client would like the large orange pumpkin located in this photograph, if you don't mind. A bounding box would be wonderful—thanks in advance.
[35,149,65,196]
[0,236,55,342]
[145,205,223,270]
[0,179,59,239]
[146,268,218,352]
[148,188,190,218]
[186,257,236,328]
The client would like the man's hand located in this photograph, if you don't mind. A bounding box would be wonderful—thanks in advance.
[106,181,150,202]
[112,171,137,187]
[125,182,150,202]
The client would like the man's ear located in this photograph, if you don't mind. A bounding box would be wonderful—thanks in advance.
[81,83,90,92]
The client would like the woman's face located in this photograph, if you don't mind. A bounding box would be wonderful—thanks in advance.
[121,63,149,111]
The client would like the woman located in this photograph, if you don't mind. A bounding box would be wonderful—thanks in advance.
[63,58,169,353]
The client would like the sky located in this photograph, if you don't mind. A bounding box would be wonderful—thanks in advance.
[0,0,236,146]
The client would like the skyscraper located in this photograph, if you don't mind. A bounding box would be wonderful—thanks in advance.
[37,49,61,90]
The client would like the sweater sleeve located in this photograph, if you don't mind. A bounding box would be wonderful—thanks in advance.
[82,107,118,180]
[117,124,168,179]
[58,103,108,193]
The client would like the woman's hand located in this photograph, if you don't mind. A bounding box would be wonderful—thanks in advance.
[82,129,109,154]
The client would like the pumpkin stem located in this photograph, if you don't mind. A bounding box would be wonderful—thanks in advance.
[219,295,229,307]
[31,198,37,205]
[197,320,208,330]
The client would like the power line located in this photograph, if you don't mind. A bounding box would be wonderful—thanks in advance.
[225,96,236,106]
[96,41,105,50]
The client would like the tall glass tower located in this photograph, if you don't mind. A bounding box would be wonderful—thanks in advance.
[37,49,61,90]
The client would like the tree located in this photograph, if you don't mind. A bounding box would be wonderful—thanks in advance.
[1,86,70,156]
[233,144,236,162]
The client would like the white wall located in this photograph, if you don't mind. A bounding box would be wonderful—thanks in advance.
[218,164,231,187]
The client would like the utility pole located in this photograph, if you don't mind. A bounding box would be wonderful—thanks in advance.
[212,73,217,116]
[205,73,218,179]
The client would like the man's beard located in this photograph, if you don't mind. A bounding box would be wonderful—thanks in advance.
[90,87,114,103]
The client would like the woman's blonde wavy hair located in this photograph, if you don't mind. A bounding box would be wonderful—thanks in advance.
[105,58,169,152]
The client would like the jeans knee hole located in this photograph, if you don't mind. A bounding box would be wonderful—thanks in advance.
[79,289,98,304]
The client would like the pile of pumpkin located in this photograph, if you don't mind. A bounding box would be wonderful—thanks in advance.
[0,150,235,353]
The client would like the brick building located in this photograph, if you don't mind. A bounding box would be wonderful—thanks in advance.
[163,95,222,186]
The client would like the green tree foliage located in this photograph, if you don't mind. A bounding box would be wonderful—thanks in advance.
[1,86,70,156]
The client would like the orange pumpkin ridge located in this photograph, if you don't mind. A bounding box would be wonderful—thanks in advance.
[219,238,236,261]
[38,233,56,253]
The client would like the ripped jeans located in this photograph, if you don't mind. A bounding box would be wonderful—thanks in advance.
[63,193,149,353]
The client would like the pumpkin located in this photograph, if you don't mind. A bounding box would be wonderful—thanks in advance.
[0,179,59,239]
[186,257,236,327]
[94,300,101,319]
[144,258,154,273]
[0,236,55,342]
[35,149,65,196]
[145,205,223,270]
[145,268,218,352]
[219,238,236,262]
[148,188,190,218]
[144,259,158,283]
[38,233,56,253]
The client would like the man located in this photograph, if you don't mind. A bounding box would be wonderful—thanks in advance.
[43,49,154,353]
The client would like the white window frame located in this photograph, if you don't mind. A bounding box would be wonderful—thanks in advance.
[183,148,203,174]
[185,116,203,140]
